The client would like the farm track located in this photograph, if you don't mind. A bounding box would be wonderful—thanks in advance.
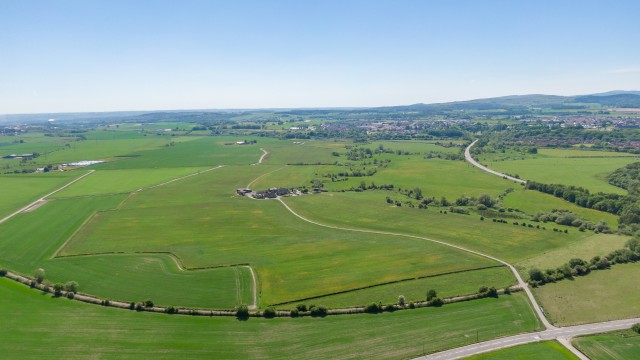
[276,197,554,331]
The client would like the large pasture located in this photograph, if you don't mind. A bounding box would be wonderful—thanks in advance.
[0,278,539,359]
[478,148,639,194]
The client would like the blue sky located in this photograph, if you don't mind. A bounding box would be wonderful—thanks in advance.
[1,0,639,113]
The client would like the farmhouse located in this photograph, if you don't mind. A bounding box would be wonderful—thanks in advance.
[252,187,289,199]
[236,188,252,196]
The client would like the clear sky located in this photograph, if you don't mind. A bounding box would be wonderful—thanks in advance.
[1,0,639,114]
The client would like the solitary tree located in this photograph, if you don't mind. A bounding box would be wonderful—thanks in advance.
[64,281,79,293]
[34,268,45,284]
[426,289,437,301]
[398,295,406,306]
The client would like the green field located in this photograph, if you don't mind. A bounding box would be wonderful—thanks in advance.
[503,189,619,226]
[0,171,80,218]
[574,329,640,360]
[282,191,607,263]
[478,148,638,194]
[533,262,640,326]
[288,266,515,308]
[0,278,540,359]
[466,341,579,359]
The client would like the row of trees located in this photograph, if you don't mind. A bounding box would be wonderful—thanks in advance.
[528,238,640,287]
[532,210,611,233]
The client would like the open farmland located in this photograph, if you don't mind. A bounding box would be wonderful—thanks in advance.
[574,329,640,360]
[0,278,539,359]
[533,262,640,326]
[477,149,639,194]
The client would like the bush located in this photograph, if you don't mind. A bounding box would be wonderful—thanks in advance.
[384,304,396,312]
[129,302,135,310]
[309,305,327,317]
[135,302,144,312]
[290,309,299,317]
[429,297,444,307]
[166,306,177,314]
[144,300,154,308]
[34,268,45,284]
[263,307,277,318]
[296,304,307,312]
[53,283,64,297]
[364,302,382,314]
[486,287,498,298]
[64,281,79,293]
[478,286,488,294]
[398,295,406,306]
[0,269,7,276]
[503,286,511,295]
[66,292,75,299]
[632,323,640,334]
[426,289,437,301]
[236,304,249,319]
[408,302,415,309]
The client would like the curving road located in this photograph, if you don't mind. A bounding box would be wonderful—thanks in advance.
[464,140,526,184]
[417,317,640,360]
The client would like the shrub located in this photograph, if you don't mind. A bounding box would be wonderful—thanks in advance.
[236,304,249,319]
[429,298,444,307]
[144,300,154,308]
[398,295,406,306]
[486,287,498,298]
[478,286,488,294]
[129,302,135,310]
[290,309,299,317]
[408,302,415,309]
[135,302,144,312]
[34,268,45,284]
[632,323,640,334]
[503,286,511,295]
[53,283,64,297]
[0,269,7,276]
[64,281,79,293]
[364,302,382,313]
[66,292,75,299]
[426,289,437,301]
[296,304,307,312]
[309,305,327,317]
[384,304,396,312]
[104,299,110,306]
[166,306,177,314]
[263,307,277,318]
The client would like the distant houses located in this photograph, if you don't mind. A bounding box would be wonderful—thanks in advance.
[3,153,33,159]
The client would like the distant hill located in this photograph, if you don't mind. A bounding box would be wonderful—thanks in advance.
[586,90,640,97]
[573,94,640,108]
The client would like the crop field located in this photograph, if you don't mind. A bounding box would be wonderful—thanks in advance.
[0,171,80,218]
[59,165,497,305]
[477,148,639,194]
[281,191,609,263]
[0,278,539,359]
[51,167,209,198]
[574,329,640,360]
[533,262,640,326]
[467,341,579,360]
[282,266,515,308]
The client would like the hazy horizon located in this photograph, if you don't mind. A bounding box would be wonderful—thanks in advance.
[2,0,639,114]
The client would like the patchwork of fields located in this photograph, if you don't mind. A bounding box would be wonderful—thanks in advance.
[1,129,638,358]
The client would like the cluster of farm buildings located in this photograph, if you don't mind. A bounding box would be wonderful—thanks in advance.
[236,187,302,199]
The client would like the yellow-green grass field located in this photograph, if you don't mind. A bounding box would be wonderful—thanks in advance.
[574,329,640,360]
[503,189,619,226]
[466,341,579,360]
[60,166,497,306]
[533,262,640,326]
[516,234,629,273]
[478,148,639,194]
[282,190,610,263]
[280,266,515,308]
[0,278,540,359]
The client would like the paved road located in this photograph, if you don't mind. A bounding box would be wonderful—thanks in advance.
[417,317,640,360]
[464,140,525,184]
